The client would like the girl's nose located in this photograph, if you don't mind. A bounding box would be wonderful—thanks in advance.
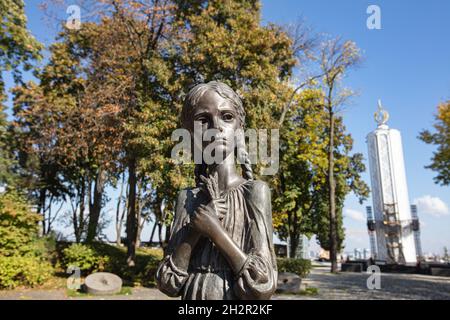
[211,116,223,131]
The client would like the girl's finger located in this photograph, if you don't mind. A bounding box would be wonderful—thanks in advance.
[200,175,208,184]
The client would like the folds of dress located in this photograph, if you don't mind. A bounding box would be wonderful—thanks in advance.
[156,179,277,300]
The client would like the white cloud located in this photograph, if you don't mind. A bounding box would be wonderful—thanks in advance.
[345,228,368,247]
[346,228,367,237]
[414,195,449,218]
[344,208,366,222]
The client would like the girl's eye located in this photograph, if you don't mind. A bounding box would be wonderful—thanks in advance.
[195,117,208,124]
[222,113,234,121]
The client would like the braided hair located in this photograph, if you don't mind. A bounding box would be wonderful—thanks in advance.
[181,81,254,185]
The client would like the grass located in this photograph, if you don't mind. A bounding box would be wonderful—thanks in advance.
[278,287,319,297]
[298,287,319,296]
[36,275,68,290]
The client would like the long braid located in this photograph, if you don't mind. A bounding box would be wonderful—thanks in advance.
[239,146,254,180]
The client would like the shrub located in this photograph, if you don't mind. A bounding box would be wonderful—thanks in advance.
[0,190,41,257]
[0,256,53,289]
[62,243,109,273]
[141,253,163,286]
[33,234,58,264]
[80,243,163,286]
[0,190,55,289]
[277,258,312,278]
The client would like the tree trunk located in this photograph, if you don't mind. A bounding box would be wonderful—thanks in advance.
[38,188,47,236]
[135,179,144,248]
[74,181,86,243]
[72,191,79,243]
[289,213,299,258]
[46,195,54,234]
[79,182,86,242]
[157,222,163,247]
[126,158,138,267]
[289,234,300,259]
[86,169,104,243]
[115,173,126,246]
[116,222,123,246]
[286,211,292,258]
[136,212,141,248]
[149,220,157,245]
[328,109,338,273]
[164,223,170,249]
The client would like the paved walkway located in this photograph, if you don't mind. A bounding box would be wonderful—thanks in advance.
[1,266,450,300]
[278,266,450,300]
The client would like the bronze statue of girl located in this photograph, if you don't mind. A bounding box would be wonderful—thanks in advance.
[156,81,277,300]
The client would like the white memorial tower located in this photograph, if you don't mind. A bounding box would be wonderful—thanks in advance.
[366,100,422,265]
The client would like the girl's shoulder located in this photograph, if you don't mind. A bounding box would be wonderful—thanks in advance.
[176,179,270,207]
[243,179,270,197]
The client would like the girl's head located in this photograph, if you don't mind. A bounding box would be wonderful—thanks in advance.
[181,81,253,182]
[181,81,245,131]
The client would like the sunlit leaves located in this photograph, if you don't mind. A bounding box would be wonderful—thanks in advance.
[419,101,450,186]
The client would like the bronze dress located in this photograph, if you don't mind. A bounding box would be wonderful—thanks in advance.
[156,179,277,300]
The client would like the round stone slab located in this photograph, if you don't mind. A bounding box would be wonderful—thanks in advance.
[85,272,122,295]
[276,272,301,294]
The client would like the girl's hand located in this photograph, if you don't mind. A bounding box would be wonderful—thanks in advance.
[190,204,222,239]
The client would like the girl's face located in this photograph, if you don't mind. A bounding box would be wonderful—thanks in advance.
[192,90,240,163]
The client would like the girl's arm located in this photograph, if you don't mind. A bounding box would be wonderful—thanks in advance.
[190,204,247,274]
[170,227,201,271]
[156,189,201,296]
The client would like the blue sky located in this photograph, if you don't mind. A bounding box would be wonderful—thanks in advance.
[3,1,449,255]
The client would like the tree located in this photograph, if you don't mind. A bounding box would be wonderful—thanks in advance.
[313,132,369,255]
[419,101,450,186]
[92,0,183,266]
[273,89,326,257]
[38,0,187,262]
[319,37,364,272]
[273,88,369,257]
[0,0,43,187]
[12,24,123,241]
[0,0,43,89]
[174,0,296,131]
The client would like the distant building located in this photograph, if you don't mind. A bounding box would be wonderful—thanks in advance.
[366,100,422,265]
[275,235,312,259]
[295,234,310,259]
